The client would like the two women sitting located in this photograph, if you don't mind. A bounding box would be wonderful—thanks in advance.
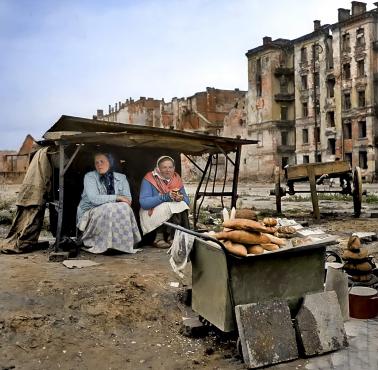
[77,153,190,253]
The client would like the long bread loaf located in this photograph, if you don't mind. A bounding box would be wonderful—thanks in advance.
[223,241,247,257]
[214,230,271,245]
[223,219,276,234]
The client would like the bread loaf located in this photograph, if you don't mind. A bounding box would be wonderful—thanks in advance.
[342,248,368,260]
[262,233,286,246]
[235,209,258,221]
[343,261,373,272]
[351,274,372,282]
[247,245,264,255]
[277,226,296,234]
[223,219,276,234]
[261,243,280,251]
[214,230,271,245]
[347,235,361,251]
[223,240,247,257]
[262,217,278,227]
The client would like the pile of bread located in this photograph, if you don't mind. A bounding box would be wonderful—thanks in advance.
[209,208,297,257]
[342,235,374,283]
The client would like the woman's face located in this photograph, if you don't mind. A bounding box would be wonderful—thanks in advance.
[94,154,110,175]
[158,159,175,180]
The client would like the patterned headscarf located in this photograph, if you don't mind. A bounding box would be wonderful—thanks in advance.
[96,153,115,195]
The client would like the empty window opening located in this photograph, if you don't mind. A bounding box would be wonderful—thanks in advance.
[357,59,365,78]
[302,102,308,117]
[359,151,368,169]
[303,155,310,164]
[316,153,322,162]
[356,28,365,47]
[343,63,351,79]
[327,138,336,155]
[327,78,335,98]
[342,33,350,51]
[343,93,351,110]
[281,156,289,169]
[301,75,308,90]
[256,58,262,97]
[302,128,309,144]
[358,90,365,107]
[301,47,307,63]
[345,152,352,166]
[327,111,335,127]
[343,121,352,139]
[281,106,288,120]
[358,120,367,138]
[314,72,320,87]
[314,126,321,143]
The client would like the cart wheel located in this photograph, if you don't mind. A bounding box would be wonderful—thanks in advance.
[353,166,362,217]
[274,166,282,214]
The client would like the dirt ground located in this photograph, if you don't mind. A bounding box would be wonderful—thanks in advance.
[1,183,378,370]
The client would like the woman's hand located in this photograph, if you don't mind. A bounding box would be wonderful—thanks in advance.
[169,191,184,202]
[116,196,132,205]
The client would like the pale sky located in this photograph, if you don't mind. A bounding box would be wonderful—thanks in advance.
[0,0,362,149]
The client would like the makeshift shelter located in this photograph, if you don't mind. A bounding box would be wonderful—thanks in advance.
[1,115,257,252]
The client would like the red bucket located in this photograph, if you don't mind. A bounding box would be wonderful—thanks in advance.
[349,287,378,319]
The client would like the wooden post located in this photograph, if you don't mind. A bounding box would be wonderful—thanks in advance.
[307,166,320,220]
[231,145,241,209]
[55,144,65,250]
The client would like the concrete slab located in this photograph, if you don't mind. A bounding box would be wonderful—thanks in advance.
[235,299,298,368]
[296,291,348,357]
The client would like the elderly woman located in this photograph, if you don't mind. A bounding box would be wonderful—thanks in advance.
[77,152,141,254]
[139,156,190,248]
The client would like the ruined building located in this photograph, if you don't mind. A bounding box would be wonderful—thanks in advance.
[246,1,378,181]
[96,87,246,135]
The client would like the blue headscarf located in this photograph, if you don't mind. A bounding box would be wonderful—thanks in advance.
[97,153,115,195]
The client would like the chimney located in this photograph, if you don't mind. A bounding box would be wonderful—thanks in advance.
[263,36,272,45]
[313,20,321,31]
[351,1,366,16]
[338,8,351,21]
[115,103,118,111]
[97,109,103,119]
[108,105,111,114]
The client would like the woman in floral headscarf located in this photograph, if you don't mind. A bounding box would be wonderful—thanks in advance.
[139,156,190,248]
[76,152,141,253]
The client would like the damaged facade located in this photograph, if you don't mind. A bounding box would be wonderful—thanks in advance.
[246,1,378,181]
[96,88,246,135]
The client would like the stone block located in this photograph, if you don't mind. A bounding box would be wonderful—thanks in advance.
[180,317,208,337]
[295,291,348,356]
[48,252,70,262]
[235,299,298,368]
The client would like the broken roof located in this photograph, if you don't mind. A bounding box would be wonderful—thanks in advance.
[43,115,257,155]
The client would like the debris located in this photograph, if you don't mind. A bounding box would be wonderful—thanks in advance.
[180,317,208,338]
[295,291,348,356]
[352,232,377,243]
[235,299,298,368]
[169,282,180,288]
[48,252,70,262]
[62,260,100,269]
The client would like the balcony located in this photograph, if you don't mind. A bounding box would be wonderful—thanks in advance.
[274,67,294,77]
[274,93,295,102]
[277,144,296,153]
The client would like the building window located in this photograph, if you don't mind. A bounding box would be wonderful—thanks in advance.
[302,128,309,144]
[327,111,335,127]
[281,105,288,120]
[343,63,351,79]
[314,72,320,87]
[327,78,335,98]
[315,102,320,116]
[256,58,262,97]
[327,138,336,155]
[345,152,352,166]
[281,157,289,169]
[358,90,365,107]
[356,28,365,47]
[357,59,365,77]
[281,131,288,146]
[343,93,351,110]
[359,151,368,169]
[280,75,288,93]
[343,120,352,139]
[303,155,310,164]
[342,33,350,52]
[314,126,320,143]
[316,153,322,162]
[358,120,367,138]
[301,75,307,90]
[302,102,308,117]
[301,47,307,63]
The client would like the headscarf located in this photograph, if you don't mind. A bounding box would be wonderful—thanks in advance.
[96,153,115,195]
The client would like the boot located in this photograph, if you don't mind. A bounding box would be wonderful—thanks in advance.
[153,232,170,249]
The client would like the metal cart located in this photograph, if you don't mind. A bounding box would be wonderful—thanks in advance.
[166,222,326,333]
[271,161,363,220]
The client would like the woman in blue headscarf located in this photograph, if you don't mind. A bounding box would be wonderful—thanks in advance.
[76,152,141,253]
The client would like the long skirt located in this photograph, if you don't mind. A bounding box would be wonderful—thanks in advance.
[78,203,141,254]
